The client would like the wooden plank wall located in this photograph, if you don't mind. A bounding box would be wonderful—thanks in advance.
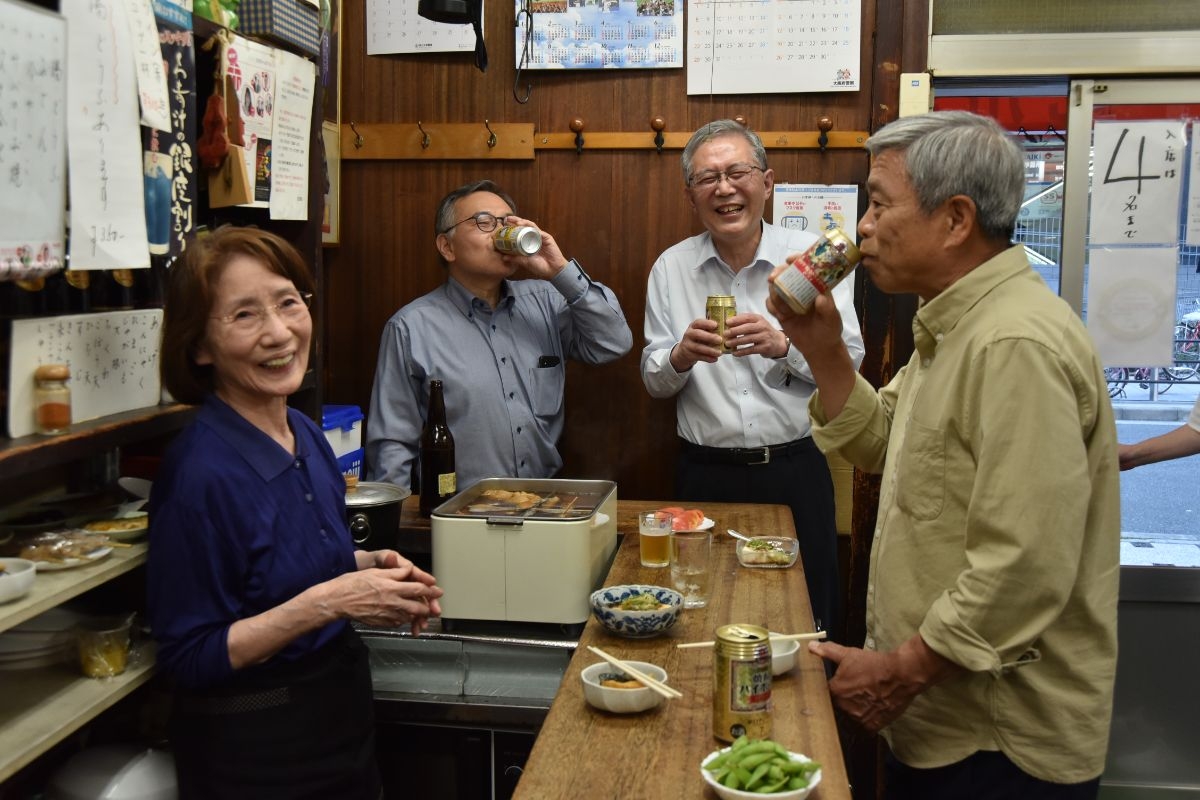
[322,0,906,503]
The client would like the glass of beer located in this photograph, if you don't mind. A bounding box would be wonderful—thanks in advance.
[638,511,673,568]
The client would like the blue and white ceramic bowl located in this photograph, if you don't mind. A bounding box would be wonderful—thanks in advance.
[589,584,682,638]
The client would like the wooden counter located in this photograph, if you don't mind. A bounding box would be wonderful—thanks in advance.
[509,499,850,800]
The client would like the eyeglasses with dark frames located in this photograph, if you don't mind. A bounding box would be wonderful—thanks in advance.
[687,163,764,191]
[441,211,508,234]
[211,292,313,335]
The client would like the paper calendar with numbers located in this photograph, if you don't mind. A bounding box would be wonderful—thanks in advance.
[367,0,481,55]
[514,0,682,70]
[687,0,860,95]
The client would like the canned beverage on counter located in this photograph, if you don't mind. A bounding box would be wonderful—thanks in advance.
[770,227,861,314]
[494,225,543,255]
[706,295,737,354]
[712,623,773,742]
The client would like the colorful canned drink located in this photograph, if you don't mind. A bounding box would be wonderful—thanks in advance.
[494,225,543,255]
[712,623,772,742]
[706,295,737,354]
[771,227,861,314]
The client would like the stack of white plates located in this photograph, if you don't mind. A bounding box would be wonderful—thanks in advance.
[0,607,84,671]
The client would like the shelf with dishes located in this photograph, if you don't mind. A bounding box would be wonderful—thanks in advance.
[0,639,156,783]
[0,542,147,634]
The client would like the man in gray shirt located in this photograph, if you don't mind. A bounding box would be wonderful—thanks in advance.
[366,179,633,492]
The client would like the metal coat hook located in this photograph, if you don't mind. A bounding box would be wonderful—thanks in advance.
[349,121,364,149]
[570,118,585,155]
[817,116,833,152]
[651,116,665,153]
[485,119,498,149]
[1045,123,1065,143]
[416,120,431,150]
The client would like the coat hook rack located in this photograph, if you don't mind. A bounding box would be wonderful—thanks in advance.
[570,118,585,154]
[349,121,364,149]
[485,119,498,148]
[417,120,431,149]
[651,116,665,153]
[817,116,833,152]
[733,115,749,128]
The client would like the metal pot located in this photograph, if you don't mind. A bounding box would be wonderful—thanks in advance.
[344,481,411,551]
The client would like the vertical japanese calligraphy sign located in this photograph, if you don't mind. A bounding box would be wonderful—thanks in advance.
[1090,120,1185,246]
[141,0,196,260]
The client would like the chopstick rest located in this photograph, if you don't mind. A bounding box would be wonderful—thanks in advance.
[586,645,682,699]
[676,630,827,650]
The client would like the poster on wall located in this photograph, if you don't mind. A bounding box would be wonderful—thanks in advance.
[687,0,860,95]
[0,0,67,281]
[141,0,197,260]
[772,184,859,242]
[513,0,682,70]
[269,49,316,221]
[1089,120,1184,246]
[227,35,276,209]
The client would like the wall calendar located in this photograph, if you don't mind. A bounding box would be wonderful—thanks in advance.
[515,0,682,70]
[687,0,860,95]
[366,0,480,55]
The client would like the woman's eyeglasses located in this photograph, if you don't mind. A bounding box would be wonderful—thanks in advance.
[212,292,313,334]
[441,211,507,234]
[687,164,764,192]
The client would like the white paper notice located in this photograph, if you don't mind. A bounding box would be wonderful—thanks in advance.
[0,0,68,280]
[269,50,315,221]
[1187,128,1200,246]
[367,0,479,55]
[687,0,860,96]
[1086,247,1177,367]
[64,0,151,269]
[1089,121,1185,246]
[773,184,859,242]
[121,0,171,132]
[227,35,276,209]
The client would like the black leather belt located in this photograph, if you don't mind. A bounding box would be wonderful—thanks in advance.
[680,437,815,465]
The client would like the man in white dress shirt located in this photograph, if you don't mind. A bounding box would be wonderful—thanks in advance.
[641,120,865,634]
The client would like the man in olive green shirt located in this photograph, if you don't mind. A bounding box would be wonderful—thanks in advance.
[768,111,1119,797]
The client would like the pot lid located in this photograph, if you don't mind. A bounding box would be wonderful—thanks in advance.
[345,481,411,508]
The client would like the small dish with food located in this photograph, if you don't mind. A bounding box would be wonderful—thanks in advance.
[580,660,669,713]
[701,738,822,799]
[0,558,37,603]
[589,584,682,638]
[736,537,799,569]
[771,637,801,676]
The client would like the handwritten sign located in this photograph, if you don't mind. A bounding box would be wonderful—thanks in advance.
[7,310,163,438]
[63,0,151,269]
[122,0,172,132]
[1089,120,1185,246]
[270,49,316,220]
[0,0,68,280]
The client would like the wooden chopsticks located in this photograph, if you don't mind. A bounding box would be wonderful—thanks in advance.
[586,645,682,699]
[676,630,828,650]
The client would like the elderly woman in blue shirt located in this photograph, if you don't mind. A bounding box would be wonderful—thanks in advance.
[147,226,442,799]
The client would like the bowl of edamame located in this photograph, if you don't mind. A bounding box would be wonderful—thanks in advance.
[700,736,822,799]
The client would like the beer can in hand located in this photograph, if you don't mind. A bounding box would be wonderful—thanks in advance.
[494,225,543,255]
[706,295,737,354]
[771,227,861,314]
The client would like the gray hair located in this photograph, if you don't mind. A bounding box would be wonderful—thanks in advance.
[434,179,518,236]
[681,120,768,185]
[865,111,1024,242]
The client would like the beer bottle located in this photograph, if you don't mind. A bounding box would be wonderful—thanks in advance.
[89,269,136,310]
[0,277,48,319]
[418,379,456,516]
[44,269,92,315]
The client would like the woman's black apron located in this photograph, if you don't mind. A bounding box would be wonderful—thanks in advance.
[169,627,381,800]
